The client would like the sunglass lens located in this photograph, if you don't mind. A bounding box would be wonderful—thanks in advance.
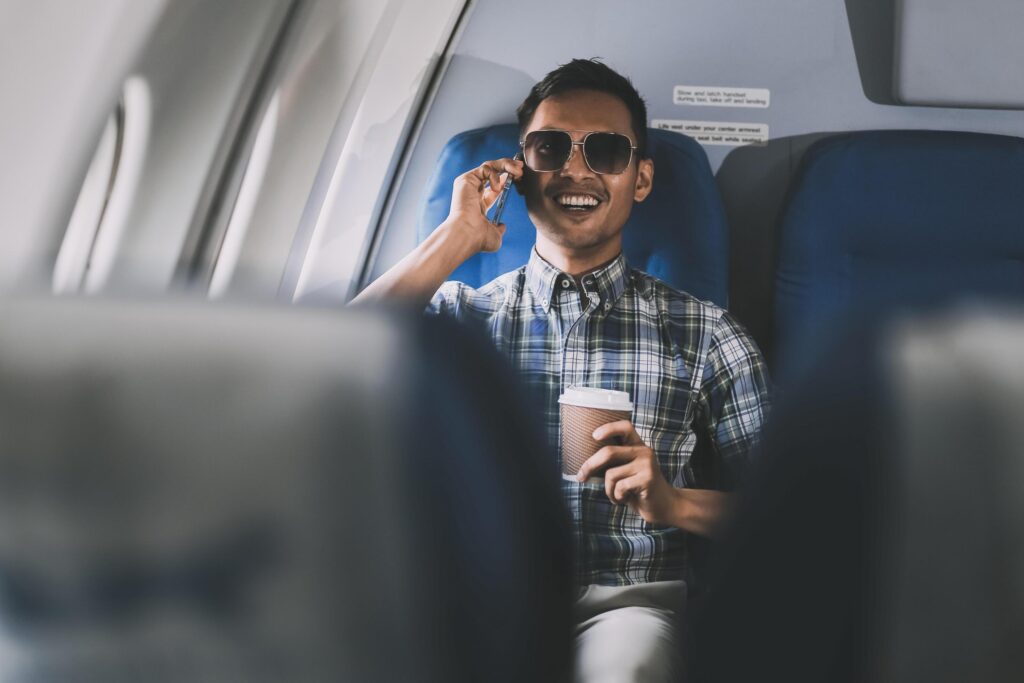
[585,133,633,174]
[523,131,572,172]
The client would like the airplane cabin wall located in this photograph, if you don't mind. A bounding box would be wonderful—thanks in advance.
[372,0,1024,359]
[0,0,168,293]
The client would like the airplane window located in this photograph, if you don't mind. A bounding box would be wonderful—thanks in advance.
[52,106,121,294]
[208,93,280,300]
[202,0,393,301]
[55,1,297,296]
[211,0,469,302]
[52,77,152,295]
[285,0,469,304]
[38,0,466,301]
[80,77,152,295]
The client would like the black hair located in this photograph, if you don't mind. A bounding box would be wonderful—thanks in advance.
[516,58,648,159]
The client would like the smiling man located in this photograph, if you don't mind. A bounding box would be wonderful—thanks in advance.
[355,59,770,682]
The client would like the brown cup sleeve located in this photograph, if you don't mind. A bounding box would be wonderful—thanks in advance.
[560,405,633,476]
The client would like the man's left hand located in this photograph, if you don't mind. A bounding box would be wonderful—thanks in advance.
[576,420,680,526]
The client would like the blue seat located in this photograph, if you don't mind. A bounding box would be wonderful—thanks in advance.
[773,130,1024,382]
[417,124,729,306]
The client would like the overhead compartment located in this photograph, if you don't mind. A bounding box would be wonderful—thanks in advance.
[893,0,1024,109]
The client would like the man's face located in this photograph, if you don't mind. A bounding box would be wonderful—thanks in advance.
[519,89,654,256]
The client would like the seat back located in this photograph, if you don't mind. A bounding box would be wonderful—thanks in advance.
[687,308,1024,683]
[773,130,1024,381]
[418,124,729,306]
[0,298,571,682]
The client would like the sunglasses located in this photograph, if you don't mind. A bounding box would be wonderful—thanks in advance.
[520,129,637,175]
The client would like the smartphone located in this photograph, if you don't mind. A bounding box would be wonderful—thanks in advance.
[489,151,522,226]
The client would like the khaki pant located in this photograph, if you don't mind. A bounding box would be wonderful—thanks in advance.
[573,580,686,683]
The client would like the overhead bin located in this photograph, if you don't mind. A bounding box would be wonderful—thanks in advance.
[894,0,1024,109]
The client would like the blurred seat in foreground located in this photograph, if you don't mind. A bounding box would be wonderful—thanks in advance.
[687,305,1024,683]
[0,297,572,682]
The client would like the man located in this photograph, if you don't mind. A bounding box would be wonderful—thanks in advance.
[355,59,770,682]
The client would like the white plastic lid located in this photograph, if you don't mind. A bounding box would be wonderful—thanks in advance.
[557,386,633,411]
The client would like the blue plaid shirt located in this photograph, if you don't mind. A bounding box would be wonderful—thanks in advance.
[429,249,770,586]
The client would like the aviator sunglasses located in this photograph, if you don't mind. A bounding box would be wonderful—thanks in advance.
[520,129,637,175]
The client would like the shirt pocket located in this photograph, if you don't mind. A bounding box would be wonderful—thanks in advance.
[632,364,694,487]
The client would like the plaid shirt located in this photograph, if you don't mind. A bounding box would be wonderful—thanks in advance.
[429,249,770,586]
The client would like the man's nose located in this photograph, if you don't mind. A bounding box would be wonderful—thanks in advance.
[558,141,593,179]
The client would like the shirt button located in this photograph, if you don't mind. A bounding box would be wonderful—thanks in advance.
[603,302,612,311]
[561,279,571,288]
[584,278,594,286]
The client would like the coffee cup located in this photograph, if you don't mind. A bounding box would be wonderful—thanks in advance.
[558,386,634,480]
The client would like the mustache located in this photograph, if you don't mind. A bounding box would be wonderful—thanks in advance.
[544,182,607,201]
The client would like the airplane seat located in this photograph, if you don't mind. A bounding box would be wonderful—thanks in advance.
[418,124,730,306]
[0,298,572,682]
[686,307,1024,682]
[773,130,1024,384]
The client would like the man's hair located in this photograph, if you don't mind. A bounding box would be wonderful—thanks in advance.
[516,58,649,160]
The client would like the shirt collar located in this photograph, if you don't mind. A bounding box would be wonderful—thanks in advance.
[525,248,631,309]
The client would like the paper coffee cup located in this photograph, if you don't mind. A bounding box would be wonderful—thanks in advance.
[558,387,634,479]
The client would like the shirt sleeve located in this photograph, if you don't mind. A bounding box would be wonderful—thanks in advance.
[696,311,772,488]
[425,281,465,317]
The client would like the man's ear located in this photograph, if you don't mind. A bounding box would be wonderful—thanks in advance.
[633,158,654,202]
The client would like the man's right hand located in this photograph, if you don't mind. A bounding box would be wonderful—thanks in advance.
[446,157,524,254]
[350,157,523,307]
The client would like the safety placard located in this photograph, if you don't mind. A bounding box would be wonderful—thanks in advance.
[673,86,770,108]
[652,119,769,147]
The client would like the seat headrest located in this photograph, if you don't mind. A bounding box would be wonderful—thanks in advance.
[418,124,729,306]
[774,130,1024,381]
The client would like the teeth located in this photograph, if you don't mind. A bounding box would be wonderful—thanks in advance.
[557,194,599,208]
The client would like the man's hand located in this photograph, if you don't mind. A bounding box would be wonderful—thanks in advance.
[576,420,679,526]
[447,157,524,254]
[576,420,733,537]
[350,156,523,307]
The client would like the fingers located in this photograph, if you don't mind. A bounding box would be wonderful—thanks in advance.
[482,164,505,194]
[444,159,521,253]
[592,420,644,446]
[577,444,638,482]
[474,158,525,191]
[451,158,523,219]
[481,159,524,211]
[487,157,525,180]
[604,463,635,503]
[606,468,645,505]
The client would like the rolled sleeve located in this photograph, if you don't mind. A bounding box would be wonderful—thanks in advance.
[697,311,772,487]
[426,281,464,317]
